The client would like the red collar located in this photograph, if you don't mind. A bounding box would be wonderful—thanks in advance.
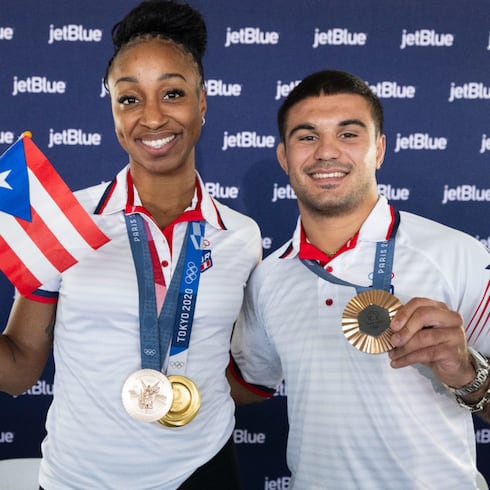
[298,224,359,265]
[125,170,204,249]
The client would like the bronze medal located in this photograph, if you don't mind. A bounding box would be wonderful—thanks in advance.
[342,289,403,354]
[157,375,201,427]
[121,369,174,423]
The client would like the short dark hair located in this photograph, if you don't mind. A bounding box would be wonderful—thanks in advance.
[277,70,384,142]
[104,0,207,89]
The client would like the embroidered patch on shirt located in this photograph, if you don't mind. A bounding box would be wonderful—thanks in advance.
[201,250,213,272]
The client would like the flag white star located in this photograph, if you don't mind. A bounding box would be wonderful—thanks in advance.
[0,169,13,190]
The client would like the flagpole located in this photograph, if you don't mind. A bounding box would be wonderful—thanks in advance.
[20,131,32,140]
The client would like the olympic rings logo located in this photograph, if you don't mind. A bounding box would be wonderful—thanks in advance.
[143,348,157,357]
[170,361,185,369]
[185,262,199,284]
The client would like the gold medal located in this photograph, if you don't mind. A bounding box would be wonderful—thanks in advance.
[342,289,403,354]
[121,369,174,423]
[157,375,201,427]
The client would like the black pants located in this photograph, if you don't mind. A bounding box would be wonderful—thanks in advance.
[40,436,241,490]
[178,436,241,489]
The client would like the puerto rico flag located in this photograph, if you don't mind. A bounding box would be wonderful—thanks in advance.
[0,132,110,295]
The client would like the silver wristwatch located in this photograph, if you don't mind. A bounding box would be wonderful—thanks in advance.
[444,347,490,396]
[443,347,490,412]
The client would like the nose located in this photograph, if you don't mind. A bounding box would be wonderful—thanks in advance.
[140,98,167,129]
[313,134,341,161]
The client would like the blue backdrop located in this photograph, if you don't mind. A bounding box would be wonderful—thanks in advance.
[0,1,489,488]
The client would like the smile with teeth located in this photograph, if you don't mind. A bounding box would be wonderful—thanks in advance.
[141,135,176,149]
[312,171,346,179]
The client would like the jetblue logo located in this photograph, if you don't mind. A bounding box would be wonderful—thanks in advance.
[377,184,410,201]
[442,185,490,204]
[476,429,490,443]
[225,27,279,46]
[272,183,296,202]
[233,429,266,444]
[13,380,53,397]
[400,29,454,49]
[48,128,102,147]
[205,79,242,96]
[12,76,66,95]
[265,476,291,489]
[394,133,447,152]
[0,131,15,145]
[0,27,14,40]
[48,24,102,44]
[480,134,490,153]
[262,237,272,251]
[222,131,275,150]
[449,82,490,102]
[275,80,301,100]
[367,81,416,99]
[313,28,367,48]
[0,432,14,444]
[205,182,239,199]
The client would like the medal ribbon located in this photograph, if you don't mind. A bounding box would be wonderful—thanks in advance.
[167,222,205,375]
[125,214,204,372]
[301,210,400,294]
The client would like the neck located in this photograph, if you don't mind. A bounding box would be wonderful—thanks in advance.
[300,198,378,256]
[131,166,196,228]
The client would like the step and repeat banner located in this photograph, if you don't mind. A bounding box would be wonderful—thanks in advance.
[1,0,489,488]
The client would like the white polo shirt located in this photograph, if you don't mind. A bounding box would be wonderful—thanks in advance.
[34,166,262,490]
[232,196,490,490]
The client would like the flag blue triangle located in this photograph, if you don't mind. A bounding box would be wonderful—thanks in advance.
[0,138,32,221]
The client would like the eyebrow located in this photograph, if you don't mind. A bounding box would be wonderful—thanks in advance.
[113,72,187,86]
[340,119,367,129]
[287,118,368,140]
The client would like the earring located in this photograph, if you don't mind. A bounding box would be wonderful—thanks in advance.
[202,116,206,127]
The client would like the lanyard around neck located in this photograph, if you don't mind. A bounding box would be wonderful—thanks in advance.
[301,210,400,294]
[125,213,204,372]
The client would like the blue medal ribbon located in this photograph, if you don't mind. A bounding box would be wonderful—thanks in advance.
[169,222,204,359]
[301,210,400,293]
[125,214,204,372]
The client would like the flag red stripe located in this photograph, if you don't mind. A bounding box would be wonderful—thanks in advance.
[23,137,109,249]
[16,207,78,272]
[0,236,42,295]
[466,280,490,343]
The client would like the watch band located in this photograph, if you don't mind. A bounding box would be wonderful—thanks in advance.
[443,347,490,396]
[455,385,490,413]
